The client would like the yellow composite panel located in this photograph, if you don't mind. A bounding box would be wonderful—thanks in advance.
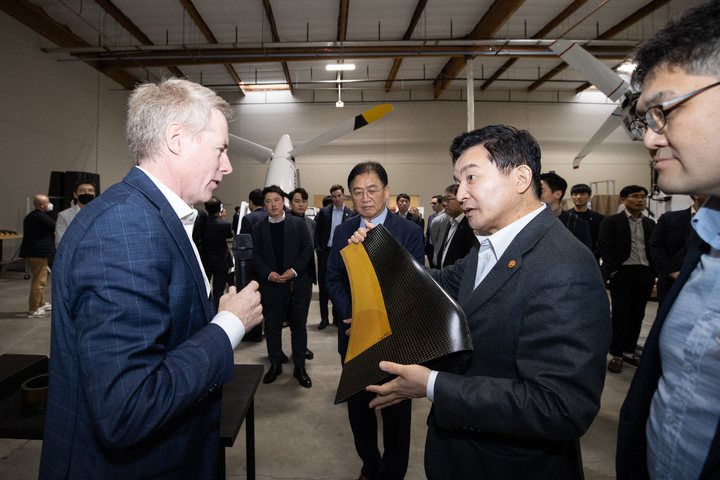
[341,242,392,363]
[360,104,394,124]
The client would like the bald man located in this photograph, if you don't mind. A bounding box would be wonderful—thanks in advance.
[19,194,56,317]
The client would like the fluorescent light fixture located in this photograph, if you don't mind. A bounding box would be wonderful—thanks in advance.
[616,62,636,74]
[240,83,290,92]
[326,63,355,71]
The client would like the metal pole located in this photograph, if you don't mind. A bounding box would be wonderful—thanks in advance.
[466,59,475,131]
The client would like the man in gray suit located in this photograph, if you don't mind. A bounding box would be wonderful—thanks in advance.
[354,125,611,479]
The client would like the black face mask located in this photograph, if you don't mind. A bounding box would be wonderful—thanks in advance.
[78,193,95,205]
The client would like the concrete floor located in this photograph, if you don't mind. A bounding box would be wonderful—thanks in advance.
[0,267,655,479]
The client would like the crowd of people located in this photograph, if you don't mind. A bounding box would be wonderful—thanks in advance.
[15,1,720,478]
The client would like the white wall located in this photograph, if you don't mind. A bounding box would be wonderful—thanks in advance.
[217,90,652,212]
[0,11,132,247]
[1,11,652,261]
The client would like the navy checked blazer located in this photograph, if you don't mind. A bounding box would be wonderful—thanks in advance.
[39,167,235,479]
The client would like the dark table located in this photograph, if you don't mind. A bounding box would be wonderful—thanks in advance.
[0,356,263,480]
[218,364,264,480]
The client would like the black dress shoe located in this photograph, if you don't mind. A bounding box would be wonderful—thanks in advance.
[280,352,289,364]
[293,367,312,388]
[318,318,329,330]
[305,348,314,360]
[263,364,282,384]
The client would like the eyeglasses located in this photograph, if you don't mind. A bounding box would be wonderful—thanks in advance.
[352,188,381,199]
[627,193,647,200]
[444,196,457,203]
[630,80,720,141]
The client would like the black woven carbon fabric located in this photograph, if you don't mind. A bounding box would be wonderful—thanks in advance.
[335,225,473,404]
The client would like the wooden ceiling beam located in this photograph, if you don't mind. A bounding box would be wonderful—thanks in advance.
[262,0,293,94]
[432,0,526,99]
[528,0,672,92]
[337,0,350,42]
[385,0,429,92]
[481,0,588,91]
[178,0,244,94]
[0,0,138,89]
[94,0,183,79]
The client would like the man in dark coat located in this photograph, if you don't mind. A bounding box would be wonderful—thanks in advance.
[598,185,656,374]
[540,172,593,251]
[201,197,234,311]
[436,184,479,269]
[357,126,610,480]
[20,194,56,318]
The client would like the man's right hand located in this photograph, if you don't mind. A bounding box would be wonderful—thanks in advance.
[219,281,263,330]
[348,221,375,245]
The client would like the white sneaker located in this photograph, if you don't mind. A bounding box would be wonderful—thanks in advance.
[28,309,50,318]
[38,303,52,311]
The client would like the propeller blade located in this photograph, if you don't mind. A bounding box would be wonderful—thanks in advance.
[572,106,624,169]
[228,134,273,163]
[289,104,394,158]
[549,39,629,102]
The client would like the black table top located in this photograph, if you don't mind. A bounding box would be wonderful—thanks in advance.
[219,364,264,447]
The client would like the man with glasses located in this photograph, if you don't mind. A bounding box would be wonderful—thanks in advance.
[617,2,720,478]
[598,185,656,374]
[326,162,424,480]
[437,184,479,269]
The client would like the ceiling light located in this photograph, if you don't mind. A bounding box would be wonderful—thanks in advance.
[240,83,290,92]
[326,63,355,71]
[616,62,636,74]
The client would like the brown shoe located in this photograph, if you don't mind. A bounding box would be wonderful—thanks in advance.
[622,353,641,367]
[608,358,623,374]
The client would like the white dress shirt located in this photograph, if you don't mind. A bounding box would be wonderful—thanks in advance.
[138,167,245,348]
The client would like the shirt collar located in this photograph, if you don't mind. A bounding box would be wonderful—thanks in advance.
[476,204,546,261]
[451,213,465,224]
[137,167,196,225]
[333,204,345,212]
[362,207,389,228]
[692,196,720,249]
[269,212,286,224]
[624,209,644,221]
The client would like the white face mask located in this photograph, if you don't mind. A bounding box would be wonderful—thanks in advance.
[46,203,54,212]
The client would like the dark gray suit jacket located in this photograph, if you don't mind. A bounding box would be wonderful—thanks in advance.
[425,207,611,479]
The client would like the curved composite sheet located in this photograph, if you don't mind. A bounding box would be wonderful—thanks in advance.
[336,225,473,404]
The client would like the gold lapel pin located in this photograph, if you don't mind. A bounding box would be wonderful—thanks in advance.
[508,260,516,268]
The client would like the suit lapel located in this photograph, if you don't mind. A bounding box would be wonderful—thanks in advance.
[124,168,213,323]
[459,209,553,319]
[260,219,277,271]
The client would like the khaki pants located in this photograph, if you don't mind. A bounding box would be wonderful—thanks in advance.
[26,257,48,312]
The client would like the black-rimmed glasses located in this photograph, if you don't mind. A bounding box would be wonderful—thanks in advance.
[630,80,720,141]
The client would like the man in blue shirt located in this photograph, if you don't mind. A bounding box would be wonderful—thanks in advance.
[617,2,720,478]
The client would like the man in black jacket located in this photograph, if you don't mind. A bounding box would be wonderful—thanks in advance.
[540,173,593,251]
[201,197,233,312]
[437,184,478,269]
[20,194,56,318]
[598,185,656,374]
[567,183,605,259]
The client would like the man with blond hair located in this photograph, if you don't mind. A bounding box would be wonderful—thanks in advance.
[40,78,263,479]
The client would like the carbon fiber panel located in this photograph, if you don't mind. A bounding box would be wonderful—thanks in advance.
[335,225,473,404]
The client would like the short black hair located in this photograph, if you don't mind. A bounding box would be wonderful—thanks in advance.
[620,185,648,199]
[234,205,240,212]
[330,184,345,194]
[322,196,333,207]
[261,185,285,202]
[432,195,444,203]
[347,161,389,190]
[290,187,309,201]
[205,197,222,215]
[396,193,410,203]
[248,188,263,206]
[73,178,96,193]
[450,125,542,199]
[444,184,459,196]
[540,172,568,199]
[570,183,592,196]
[632,1,720,88]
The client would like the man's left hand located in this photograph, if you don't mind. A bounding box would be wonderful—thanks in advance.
[366,362,430,410]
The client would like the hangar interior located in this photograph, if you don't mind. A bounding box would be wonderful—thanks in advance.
[0,0,701,478]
